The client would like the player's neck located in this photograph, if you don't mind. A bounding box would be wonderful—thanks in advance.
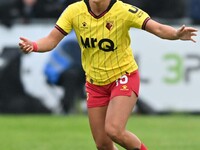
[89,0,111,16]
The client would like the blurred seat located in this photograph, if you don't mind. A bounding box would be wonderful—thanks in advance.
[189,0,200,24]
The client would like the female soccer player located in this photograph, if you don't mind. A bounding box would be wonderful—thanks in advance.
[19,0,198,150]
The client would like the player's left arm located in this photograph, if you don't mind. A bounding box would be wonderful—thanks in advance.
[145,19,198,42]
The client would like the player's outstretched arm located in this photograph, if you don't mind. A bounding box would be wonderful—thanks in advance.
[145,19,198,42]
[19,28,65,53]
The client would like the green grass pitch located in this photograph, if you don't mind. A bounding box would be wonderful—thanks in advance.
[0,114,199,150]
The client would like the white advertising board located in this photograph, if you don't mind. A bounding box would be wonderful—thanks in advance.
[0,24,199,112]
[130,27,200,112]
[0,24,62,111]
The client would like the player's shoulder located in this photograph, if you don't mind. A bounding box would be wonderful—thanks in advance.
[115,1,148,17]
[115,0,135,10]
[114,0,139,14]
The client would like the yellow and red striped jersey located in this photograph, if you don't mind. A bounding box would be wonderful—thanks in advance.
[56,0,150,85]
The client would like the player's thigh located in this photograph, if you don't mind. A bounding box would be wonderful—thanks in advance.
[106,92,138,129]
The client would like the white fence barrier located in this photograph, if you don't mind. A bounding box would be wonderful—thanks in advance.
[0,24,200,112]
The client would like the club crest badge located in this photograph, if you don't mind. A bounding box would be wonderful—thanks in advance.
[106,21,114,31]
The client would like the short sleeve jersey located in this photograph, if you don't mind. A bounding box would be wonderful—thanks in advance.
[56,0,150,85]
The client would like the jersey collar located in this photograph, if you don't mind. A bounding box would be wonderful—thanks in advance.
[84,0,116,19]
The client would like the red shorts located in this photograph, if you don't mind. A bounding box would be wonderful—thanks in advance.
[85,70,140,108]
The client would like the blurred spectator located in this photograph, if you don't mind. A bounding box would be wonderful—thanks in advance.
[13,0,80,23]
[0,0,16,27]
[15,0,44,23]
[15,0,64,23]
[0,0,191,27]
[189,0,200,24]
[0,0,74,25]
[38,0,65,18]
[42,0,81,18]
[0,0,44,25]
[44,30,85,114]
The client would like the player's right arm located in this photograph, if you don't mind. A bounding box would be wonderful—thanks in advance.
[19,28,65,53]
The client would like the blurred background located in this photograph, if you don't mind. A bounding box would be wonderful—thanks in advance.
[0,0,200,115]
[0,1,200,150]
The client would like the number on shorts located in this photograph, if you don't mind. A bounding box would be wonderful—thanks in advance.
[116,75,128,86]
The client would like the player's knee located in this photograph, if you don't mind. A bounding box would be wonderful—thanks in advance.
[105,122,123,142]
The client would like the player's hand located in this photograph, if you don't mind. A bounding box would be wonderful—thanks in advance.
[176,25,198,43]
[19,37,35,54]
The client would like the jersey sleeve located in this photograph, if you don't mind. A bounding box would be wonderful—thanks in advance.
[126,5,150,30]
[55,6,73,35]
